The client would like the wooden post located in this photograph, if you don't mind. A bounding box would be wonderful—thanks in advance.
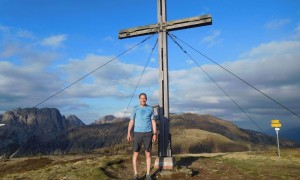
[157,0,171,158]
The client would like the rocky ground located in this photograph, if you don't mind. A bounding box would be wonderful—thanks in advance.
[1,148,300,179]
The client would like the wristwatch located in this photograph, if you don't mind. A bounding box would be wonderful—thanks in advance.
[153,133,157,135]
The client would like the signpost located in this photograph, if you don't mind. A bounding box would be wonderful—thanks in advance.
[271,120,281,157]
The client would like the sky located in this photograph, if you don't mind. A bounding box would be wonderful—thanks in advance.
[0,0,300,132]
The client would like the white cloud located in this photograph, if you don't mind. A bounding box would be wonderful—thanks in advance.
[167,40,300,130]
[296,23,300,33]
[17,30,34,39]
[186,59,193,64]
[240,41,300,58]
[0,24,10,32]
[150,58,156,62]
[59,54,158,98]
[294,23,300,39]
[114,107,134,118]
[201,30,222,47]
[0,25,159,123]
[264,18,291,29]
[1,24,300,128]
[104,36,114,42]
[41,34,67,48]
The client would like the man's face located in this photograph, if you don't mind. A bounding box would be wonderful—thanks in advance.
[139,95,147,106]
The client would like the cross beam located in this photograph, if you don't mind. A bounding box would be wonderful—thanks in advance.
[119,14,212,39]
[118,0,212,168]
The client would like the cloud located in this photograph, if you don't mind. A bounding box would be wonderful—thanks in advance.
[59,54,158,98]
[294,23,300,39]
[201,30,222,47]
[150,58,156,62]
[0,24,10,32]
[114,107,134,118]
[17,30,34,39]
[0,26,79,115]
[57,39,300,127]
[264,18,291,29]
[0,60,64,108]
[0,25,159,123]
[240,41,300,58]
[168,40,300,130]
[186,59,193,64]
[104,36,114,42]
[296,23,300,33]
[41,34,67,48]
[1,24,300,129]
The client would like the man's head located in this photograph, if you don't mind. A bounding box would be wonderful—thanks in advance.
[139,93,147,106]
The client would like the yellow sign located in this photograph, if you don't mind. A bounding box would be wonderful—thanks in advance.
[271,123,282,128]
[272,119,280,124]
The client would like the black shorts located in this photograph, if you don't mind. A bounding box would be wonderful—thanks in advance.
[133,132,153,152]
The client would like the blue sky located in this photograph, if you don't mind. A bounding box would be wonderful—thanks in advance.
[0,0,300,131]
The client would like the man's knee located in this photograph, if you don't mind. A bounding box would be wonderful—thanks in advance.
[145,151,151,158]
[133,152,139,158]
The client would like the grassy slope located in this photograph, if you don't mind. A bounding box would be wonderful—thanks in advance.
[1,149,299,179]
[171,128,250,154]
[0,155,129,180]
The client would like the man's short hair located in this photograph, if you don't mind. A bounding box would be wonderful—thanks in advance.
[139,93,147,99]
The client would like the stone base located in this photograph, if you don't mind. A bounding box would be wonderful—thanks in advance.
[154,156,176,169]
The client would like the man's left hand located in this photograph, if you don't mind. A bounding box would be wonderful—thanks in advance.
[152,134,157,142]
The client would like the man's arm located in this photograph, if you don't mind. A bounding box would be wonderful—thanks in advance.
[151,119,157,142]
[127,119,134,141]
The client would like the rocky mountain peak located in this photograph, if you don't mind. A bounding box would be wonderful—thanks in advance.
[93,115,129,124]
[0,108,85,157]
[66,115,85,129]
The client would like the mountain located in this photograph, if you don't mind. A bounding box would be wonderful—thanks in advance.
[0,108,298,158]
[169,113,297,153]
[66,115,85,129]
[0,108,85,157]
[93,115,129,124]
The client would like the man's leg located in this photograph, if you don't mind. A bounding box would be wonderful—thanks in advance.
[145,151,151,174]
[133,152,139,175]
[133,132,142,177]
[143,132,153,176]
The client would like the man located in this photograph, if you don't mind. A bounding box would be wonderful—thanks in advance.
[127,93,157,180]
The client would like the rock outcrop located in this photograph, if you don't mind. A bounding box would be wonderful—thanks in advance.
[0,108,85,157]
[93,115,129,124]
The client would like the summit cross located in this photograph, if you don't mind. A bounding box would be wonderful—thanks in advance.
[118,0,212,169]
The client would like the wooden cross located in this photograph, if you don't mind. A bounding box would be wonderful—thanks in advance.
[119,0,212,168]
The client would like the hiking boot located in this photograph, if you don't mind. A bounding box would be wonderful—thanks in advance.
[133,174,139,180]
[145,174,152,180]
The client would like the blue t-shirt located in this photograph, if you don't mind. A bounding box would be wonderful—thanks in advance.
[130,105,154,132]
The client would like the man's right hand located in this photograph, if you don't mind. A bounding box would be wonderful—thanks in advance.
[127,133,132,141]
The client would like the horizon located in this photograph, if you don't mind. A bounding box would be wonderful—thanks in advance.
[0,0,300,132]
[1,106,299,135]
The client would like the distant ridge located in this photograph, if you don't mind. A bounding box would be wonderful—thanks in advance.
[0,108,298,157]
[169,113,297,153]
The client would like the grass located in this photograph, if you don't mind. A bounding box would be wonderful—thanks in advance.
[220,150,300,179]
[0,155,129,180]
[171,128,249,153]
[0,149,299,179]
